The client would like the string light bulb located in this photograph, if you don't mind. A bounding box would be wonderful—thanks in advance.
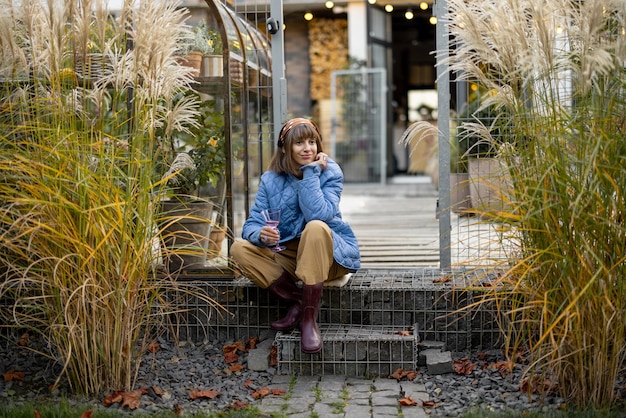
[304,11,313,21]
[325,0,334,8]
[384,4,393,12]
[419,2,428,10]
[429,16,437,25]
[405,9,414,20]
[368,0,376,4]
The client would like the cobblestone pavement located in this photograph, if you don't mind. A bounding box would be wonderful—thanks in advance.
[256,374,430,418]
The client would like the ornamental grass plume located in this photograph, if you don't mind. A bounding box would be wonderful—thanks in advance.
[442,0,626,409]
[0,0,222,396]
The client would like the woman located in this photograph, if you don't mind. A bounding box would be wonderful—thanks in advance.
[230,117,360,354]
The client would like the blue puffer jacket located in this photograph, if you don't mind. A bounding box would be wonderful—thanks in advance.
[241,159,361,272]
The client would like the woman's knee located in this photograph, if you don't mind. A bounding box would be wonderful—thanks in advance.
[303,220,331,236]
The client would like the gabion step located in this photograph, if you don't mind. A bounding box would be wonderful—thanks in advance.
[275,323,419,377]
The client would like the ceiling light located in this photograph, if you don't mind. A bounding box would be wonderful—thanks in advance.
[419,2,428,10]
[405,9,414,20]
[384,4,393,12]
[325,0,334,8]
[304,11,313,21]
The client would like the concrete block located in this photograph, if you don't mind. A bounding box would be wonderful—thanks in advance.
[422,349,454,375]
[247,347,269,371]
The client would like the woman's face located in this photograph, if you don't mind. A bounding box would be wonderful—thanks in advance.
[291,137,318,166]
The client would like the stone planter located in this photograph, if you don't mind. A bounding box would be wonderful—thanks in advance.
[202,55,223,77]
[160,200,213,271]
[468,157,511,217]
[450,172,471,215]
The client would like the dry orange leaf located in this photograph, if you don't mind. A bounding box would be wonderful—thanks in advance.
[246,336,259,350]
[17,333,29,347]
[189,389,221,400]
[390,368,418,381]
[433,275,452,284]
[3,370,25,382]
[269,345,278,367]
[399,396,418,406]
[244,379,253,389]
[489,360,512,377]
[454,357,478,375]
[271,388,286,396]
[230,401,249,410]
[173,403,184,416]
[121,388,147,410]
[229,363,244,373]
[422,400,436,407]
[252,387,270,399]
[102,390,124,407]
[224,351,238,363]
[394,330,411,336]
[80,410,92,418]
[147,341,161,354]
[34,410,41,418]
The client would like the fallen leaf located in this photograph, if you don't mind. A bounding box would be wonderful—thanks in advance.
[17,333,29,347]
[121,388,147,410]
[422,400,436,407]
[394,330,411,336]
[151,385,165,396]
[271,388,286,396]
[102,390,124,407]
[80,410,92,418]
[34,410,41,418]
[489,360,512,377]
[230,401,249,410]
[3,370,25,382]
[252,387,270,399]
[519,375,558,394]
[229,363,244,373]
[223,342,245,364]
[269,345,278,367]
[173,403,184,416]
[147,341,160,354]
[246,336,259,350]
[244,379,253,389]
[433,275,451,284]
[399,396,418,406]
[189,389,221,400]
[224,351,238,363]
[454,357,478,375]
[390,368,419,381]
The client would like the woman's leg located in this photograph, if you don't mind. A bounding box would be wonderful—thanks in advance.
[230,240,302,330]
[293,221,349,353]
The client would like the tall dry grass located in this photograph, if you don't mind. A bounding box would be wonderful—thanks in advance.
[442,0,626,409]
[0,0,221,395]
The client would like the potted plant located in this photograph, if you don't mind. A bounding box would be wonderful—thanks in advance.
[203,28,224,77]
[457,90,513,215]
[159,94,227,270]
[178,21,214,76]
[449,122,471,214]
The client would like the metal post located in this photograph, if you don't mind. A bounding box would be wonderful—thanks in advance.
[270,0,287,142]
[435,0,451,270]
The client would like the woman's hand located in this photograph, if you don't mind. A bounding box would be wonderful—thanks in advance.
[314,152,328,170]
[260,225,280,246]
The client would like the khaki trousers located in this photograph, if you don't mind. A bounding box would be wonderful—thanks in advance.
[231,220,349,288]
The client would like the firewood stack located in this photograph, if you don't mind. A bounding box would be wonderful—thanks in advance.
[308,18,349,101]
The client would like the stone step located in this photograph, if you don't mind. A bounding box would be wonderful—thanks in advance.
[275,323,419,377]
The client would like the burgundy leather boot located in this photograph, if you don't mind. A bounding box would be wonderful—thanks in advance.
[299,282,324,353]
[267,271,303,331]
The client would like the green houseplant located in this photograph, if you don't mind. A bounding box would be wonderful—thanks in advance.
[159,93,227,270]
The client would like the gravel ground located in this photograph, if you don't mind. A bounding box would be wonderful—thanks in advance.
[1,331,625,417]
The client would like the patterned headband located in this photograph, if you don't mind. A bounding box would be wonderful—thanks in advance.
[278,118,321,147]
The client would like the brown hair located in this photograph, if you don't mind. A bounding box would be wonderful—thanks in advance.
[268,118,323,176]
